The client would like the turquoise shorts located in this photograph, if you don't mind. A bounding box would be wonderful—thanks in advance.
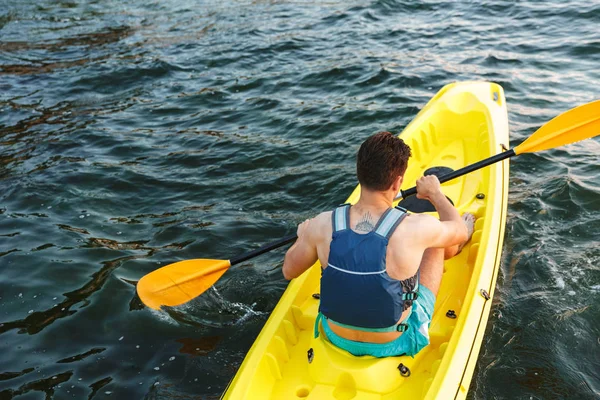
[320,285,436,357]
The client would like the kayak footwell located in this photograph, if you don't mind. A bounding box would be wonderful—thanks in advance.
[266,234,480,399]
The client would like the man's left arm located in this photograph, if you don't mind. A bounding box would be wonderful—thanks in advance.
[282,219,319,280]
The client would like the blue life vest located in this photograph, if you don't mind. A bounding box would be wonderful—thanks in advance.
[315,204,419,337]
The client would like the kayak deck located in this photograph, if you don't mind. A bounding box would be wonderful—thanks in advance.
[222,82,509,400]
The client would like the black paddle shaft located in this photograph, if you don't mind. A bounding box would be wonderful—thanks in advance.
[399,148,516,199]
[230,233,298,266]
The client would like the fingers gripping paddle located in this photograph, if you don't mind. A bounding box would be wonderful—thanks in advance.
[137,99,600,310]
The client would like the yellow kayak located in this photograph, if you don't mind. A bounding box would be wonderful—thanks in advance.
[221,81,510,400]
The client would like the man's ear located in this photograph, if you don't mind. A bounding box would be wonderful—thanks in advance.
[391,175,403,193]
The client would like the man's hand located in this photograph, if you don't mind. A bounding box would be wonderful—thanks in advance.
[416,175,443,201]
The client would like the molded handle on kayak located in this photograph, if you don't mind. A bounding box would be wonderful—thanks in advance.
[398,149,516,199]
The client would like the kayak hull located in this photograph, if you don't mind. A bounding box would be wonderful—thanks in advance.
[222,81,510,400]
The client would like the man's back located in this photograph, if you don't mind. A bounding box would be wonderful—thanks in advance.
[302,204,443,343]
[296,204,452,279]
[282,132,470,357]
[307,206,424,280]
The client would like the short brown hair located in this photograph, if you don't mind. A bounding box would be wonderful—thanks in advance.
[356,132,411,191]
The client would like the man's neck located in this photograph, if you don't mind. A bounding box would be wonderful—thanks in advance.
[355,188,394,211]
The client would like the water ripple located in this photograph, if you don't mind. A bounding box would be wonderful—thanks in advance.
[1,0,599,398]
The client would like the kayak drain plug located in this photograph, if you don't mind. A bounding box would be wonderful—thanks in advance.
[398,363,411,377]
[307,348,314,364]
[446,310,457,319]
[312,293,320,299]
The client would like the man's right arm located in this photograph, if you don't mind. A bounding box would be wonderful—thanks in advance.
[414,175,468,249]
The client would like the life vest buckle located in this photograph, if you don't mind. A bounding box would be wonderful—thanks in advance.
[402,291,419,301]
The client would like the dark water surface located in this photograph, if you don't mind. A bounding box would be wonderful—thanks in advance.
[1,0,599,399]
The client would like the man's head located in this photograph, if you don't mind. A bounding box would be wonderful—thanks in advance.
[357,132,412,192]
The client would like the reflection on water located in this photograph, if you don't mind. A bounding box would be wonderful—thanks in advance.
[0,371,73,399]
[0,237,192,336]
[0,26,133,75]
[0,368,35,382]
[0,26,133,53]
[176,336,221,357]
[1,0,599,398]
[88,376,113,400]
[0,254,141,335]
[57,347,106,364]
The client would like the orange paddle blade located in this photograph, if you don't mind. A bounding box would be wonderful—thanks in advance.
[137,259,231,310]
[515,99,600,155]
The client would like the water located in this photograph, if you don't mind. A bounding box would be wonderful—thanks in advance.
[1,0,599,398]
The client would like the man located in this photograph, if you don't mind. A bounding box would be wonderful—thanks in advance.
[282,131,474,357]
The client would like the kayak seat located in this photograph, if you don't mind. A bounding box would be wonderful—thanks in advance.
[397,166,454,213]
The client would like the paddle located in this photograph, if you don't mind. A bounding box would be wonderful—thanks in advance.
[137,99,600,310]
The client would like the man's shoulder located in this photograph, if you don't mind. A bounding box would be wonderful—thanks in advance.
[390,213,439,240]
[313,210,333,227]
[402,212,439,225]
[302,211,332,246]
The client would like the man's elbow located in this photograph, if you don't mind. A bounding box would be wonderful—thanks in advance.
[282,267,293,280]
[282,258,295,280]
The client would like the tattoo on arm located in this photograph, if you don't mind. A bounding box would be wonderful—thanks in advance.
[355,212,375,232]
